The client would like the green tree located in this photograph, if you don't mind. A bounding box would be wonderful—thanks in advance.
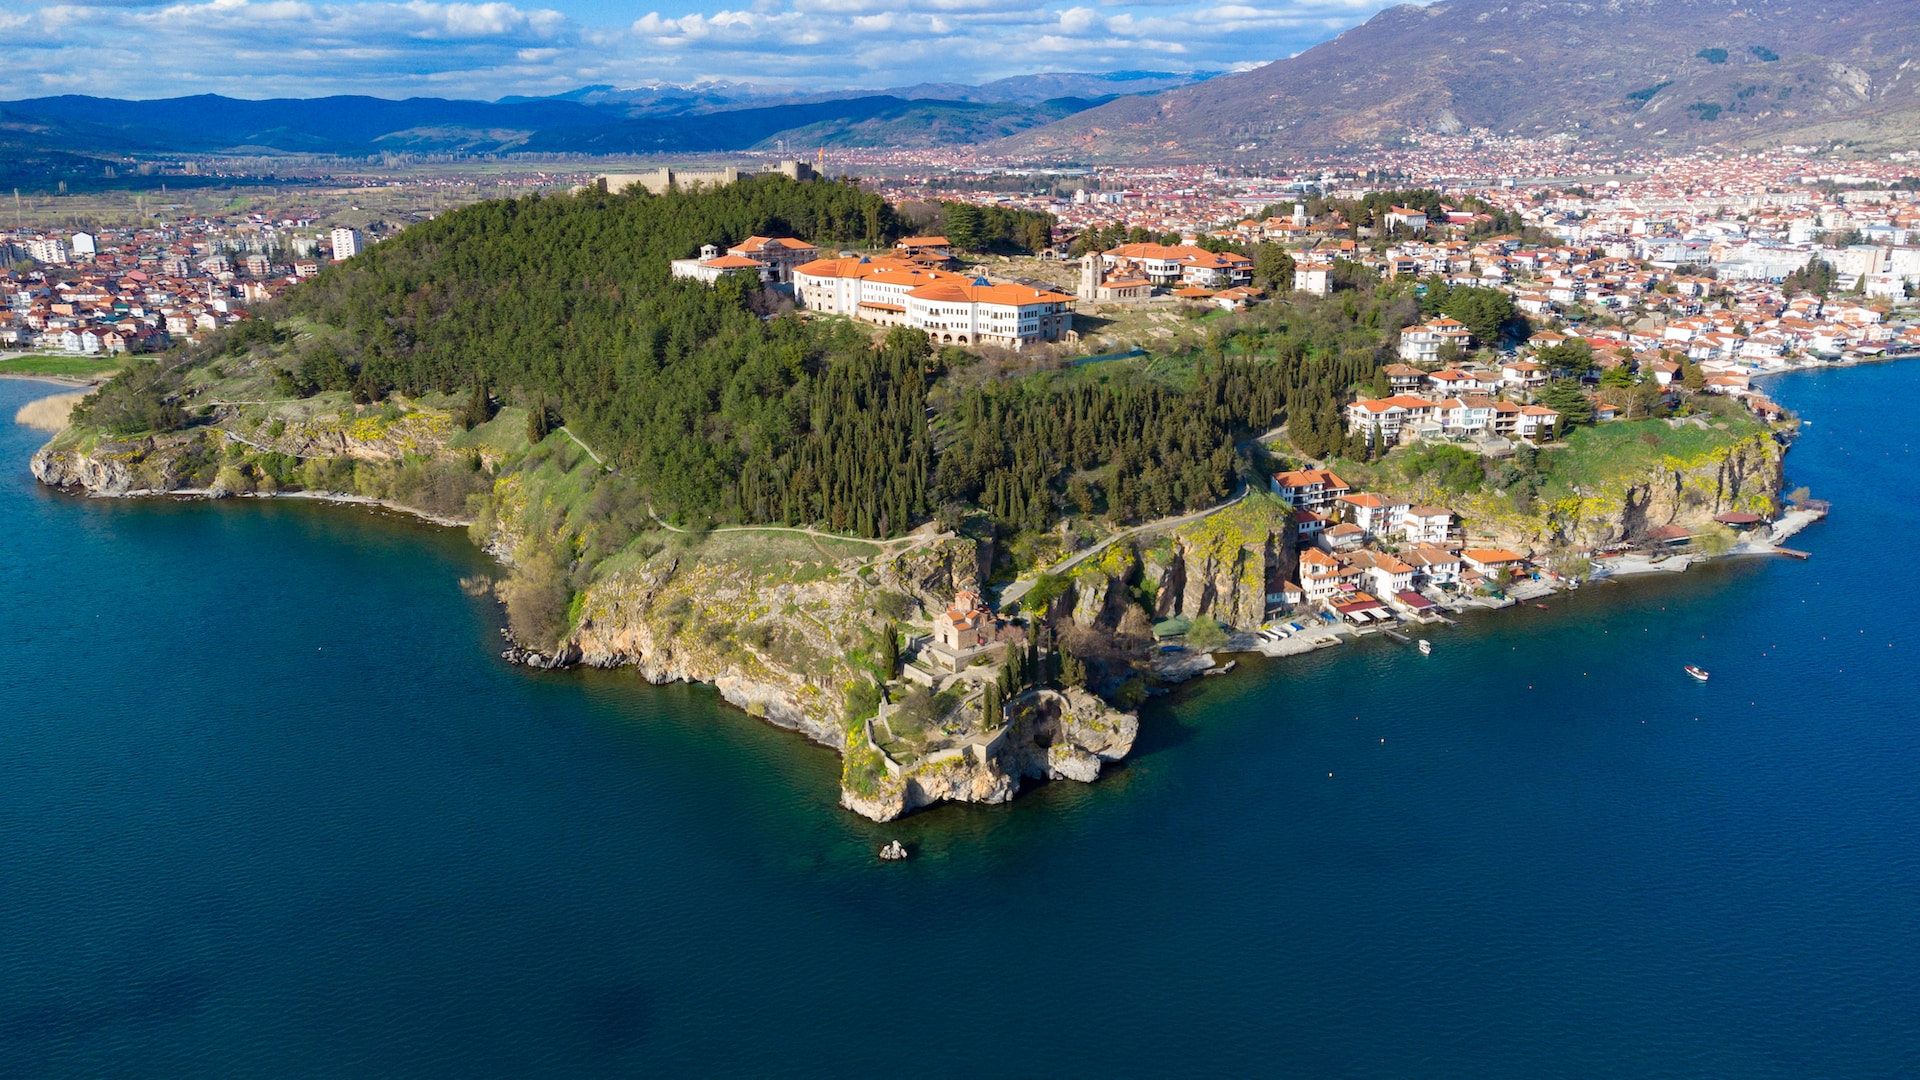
[1186,615,1229,651]
[526,394,550,444]
[942,201,982,251]
[1059,649,1088,689]
[1539,378,1594,428]
[1440,286,1516,348]
[981,680,1003,725]
[1252,243,1296,292]
[1537,339,1596,375]
[879,621,899,678]
[462,380,493,430]
[1681,359,1707,392]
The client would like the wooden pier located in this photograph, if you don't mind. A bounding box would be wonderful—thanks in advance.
[1774,548,1811,561]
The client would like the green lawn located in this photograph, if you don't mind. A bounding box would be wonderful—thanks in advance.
[0,355,122,379]
[1538,416,1766,500]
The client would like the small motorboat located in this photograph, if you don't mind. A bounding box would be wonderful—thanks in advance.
[1535,603,1549,609]
[1684,665,1710,682]
[1418,639,1433,655]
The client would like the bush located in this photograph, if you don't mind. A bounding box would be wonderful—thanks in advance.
[388,456,493,519]
[843,680,881,725]
[1186,615,1229,651]
[498,551,572,649]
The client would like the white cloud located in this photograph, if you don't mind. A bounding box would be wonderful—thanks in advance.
[0,0,1423,99]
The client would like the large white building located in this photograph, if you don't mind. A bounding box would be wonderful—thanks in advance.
[1397,316,1473,363]
[1099,242,1253,288]
[330,227,363,262]
[904,278,1074,349]
[670,244,772,285]
[726,236,819,283]
[793,255,1073,349]
[24,238,68,265]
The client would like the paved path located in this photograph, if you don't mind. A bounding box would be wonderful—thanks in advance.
[997,482,1252,608]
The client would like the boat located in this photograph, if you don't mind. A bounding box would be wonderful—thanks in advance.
[1418,639,1433,655]
[1684,665,1710,682]
[1535,603,1549,609]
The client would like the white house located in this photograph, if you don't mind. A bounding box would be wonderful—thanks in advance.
[1400,506,1455,545]
[1335,492,1411,536]
[1271,469,1351,511]
[1399,318,1473,363]
[670,244,772,285]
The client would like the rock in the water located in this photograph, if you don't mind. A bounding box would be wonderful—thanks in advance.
[878,839,909,861]
[1046,743,1102,783]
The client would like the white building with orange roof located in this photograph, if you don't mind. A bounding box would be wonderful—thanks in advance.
[1098,242,1252,288]
[1336,492,1412,537]
[1400,507,1456,546]
[1270,469,1350,511]
[726,236,819,283]
[794,257,1072,349]
[670,244,771,285]
[1345,395,1438,444]
[903,277,1074,349]
[1399,317,1474,363]
[793,255,967,328]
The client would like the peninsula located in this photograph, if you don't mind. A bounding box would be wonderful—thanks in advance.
[27,176,1817,820]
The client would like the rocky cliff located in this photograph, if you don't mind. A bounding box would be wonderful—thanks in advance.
[1074,495,1295,633]
[839,686,1140,823]
[1460,424,1785,552]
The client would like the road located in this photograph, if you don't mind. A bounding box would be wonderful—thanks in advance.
[997,483,1253,609]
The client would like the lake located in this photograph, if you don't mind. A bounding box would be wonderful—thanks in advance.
[2,365,1915,1076]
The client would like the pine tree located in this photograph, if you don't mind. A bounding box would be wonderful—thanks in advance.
[526,393,550,444]
[1060,649,1088,689]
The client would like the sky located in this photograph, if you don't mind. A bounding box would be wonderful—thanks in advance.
[0,0,1420,101]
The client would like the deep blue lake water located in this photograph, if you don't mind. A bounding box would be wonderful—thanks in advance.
[2,366,1916,1077]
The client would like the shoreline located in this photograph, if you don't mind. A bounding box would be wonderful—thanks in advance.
[1222,502,1830,666]
[0,371,108,388]
[65,483,474,530]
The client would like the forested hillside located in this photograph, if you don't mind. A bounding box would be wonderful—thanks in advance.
[97,179,1420,542]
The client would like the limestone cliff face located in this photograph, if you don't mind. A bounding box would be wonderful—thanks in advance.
[31,438,151,494]
[1154,495,1295,630]
[1463,428,1785,551]
[560,533,1142,823]
[562,535,987,751]
[1070,545,1139,628]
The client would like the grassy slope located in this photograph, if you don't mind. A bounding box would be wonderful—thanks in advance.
[0,356,122,379]
[1533,415,1767,505]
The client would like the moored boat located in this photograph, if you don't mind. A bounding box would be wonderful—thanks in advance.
[1418,639,1433,655]
[1684,665,1710,682]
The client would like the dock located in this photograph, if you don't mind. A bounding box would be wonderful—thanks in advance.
[1774,548,1811,560]
[1383,630,1412,645]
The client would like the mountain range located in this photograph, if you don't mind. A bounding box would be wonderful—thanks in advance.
[5,0,1919,179]
[0,71,1217,164]
[999,0,1920,159]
